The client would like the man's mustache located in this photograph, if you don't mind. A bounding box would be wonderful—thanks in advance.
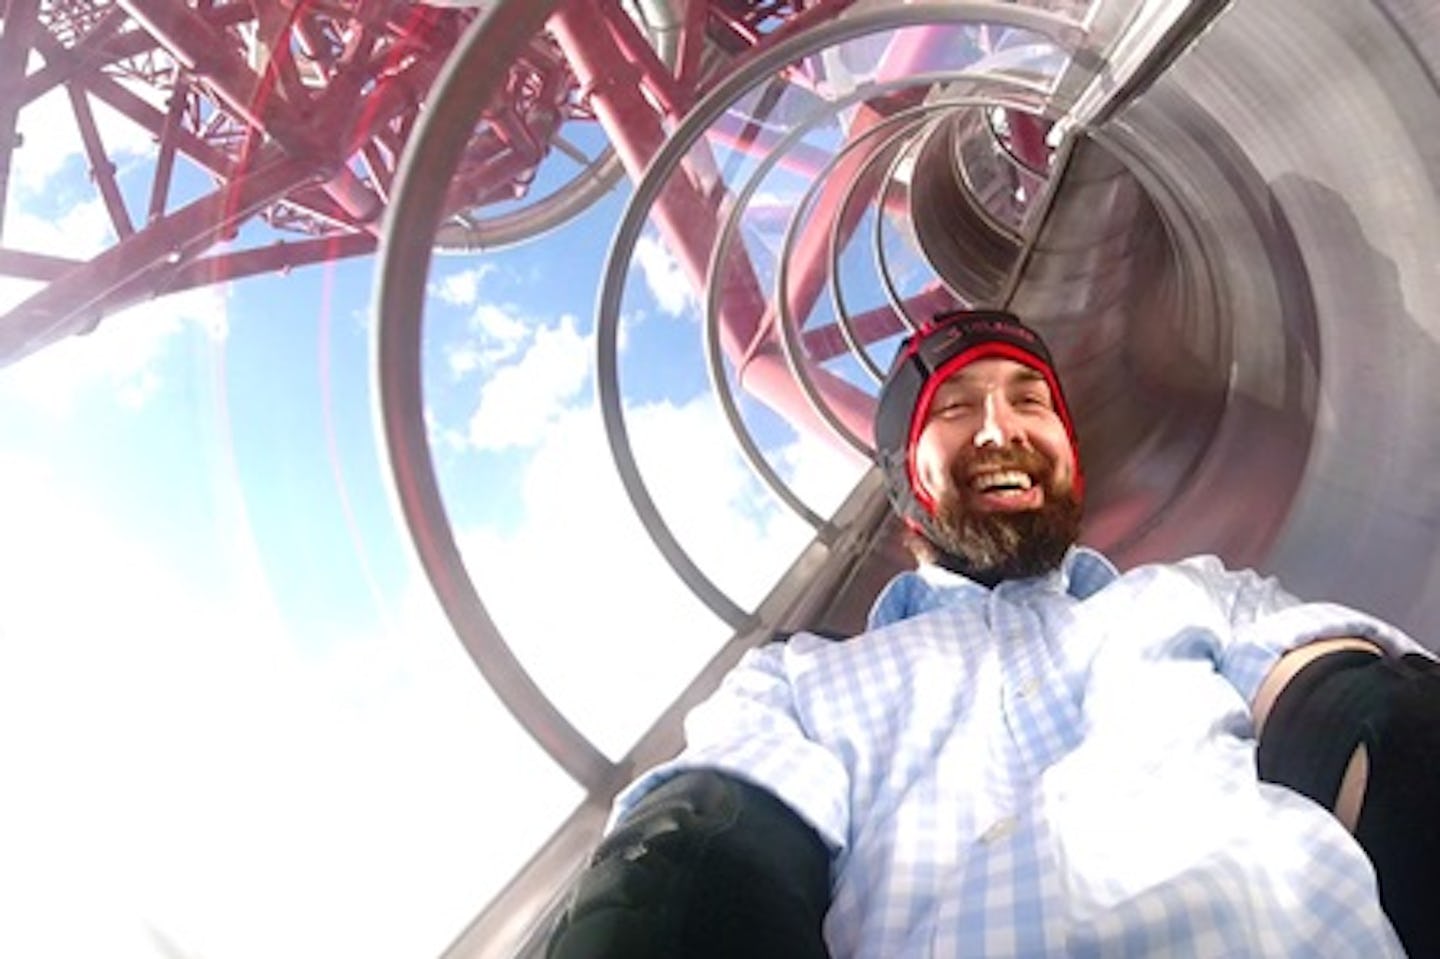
[948,446,1053,489]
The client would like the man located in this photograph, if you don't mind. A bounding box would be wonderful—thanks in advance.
[548,310,1440,957]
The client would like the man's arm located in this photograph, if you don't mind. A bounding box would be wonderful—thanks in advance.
[1251,637,1381,830]
[1251,637,1440,958]
[1251,638,1384,732]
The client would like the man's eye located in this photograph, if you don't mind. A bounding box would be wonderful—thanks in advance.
[934,400,974,417]
[1017,394,1051,409]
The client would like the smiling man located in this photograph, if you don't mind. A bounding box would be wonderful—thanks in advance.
[548,310,1440,959]
[874,311,1083,586]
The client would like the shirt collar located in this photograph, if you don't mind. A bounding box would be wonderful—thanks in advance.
[923,545,1118,600]
[867,546,1119,630]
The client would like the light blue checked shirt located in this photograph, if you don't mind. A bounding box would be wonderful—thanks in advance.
[614,548,1433,957]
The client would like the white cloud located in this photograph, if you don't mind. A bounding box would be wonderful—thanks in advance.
[0,276,41,320]
[425,405,470,453]
[467,313,590,449]
[0,281,230,415]
[634,233,696,317]
[445,343,485,377]
[0,449,579,959]
[1,181,229,411]
[773,427,867,520]
[429,264,496,308]
[472,300,529,344]
[3,195,114,259]
[442,302,536,378]
[457,391,843,757]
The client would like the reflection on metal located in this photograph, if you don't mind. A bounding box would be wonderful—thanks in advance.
[1009,134,1231,565]
[1042,0,1440,635]
[911,108,1024,304]
[373,0,622,788]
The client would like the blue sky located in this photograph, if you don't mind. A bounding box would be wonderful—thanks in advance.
[0,71,864,958]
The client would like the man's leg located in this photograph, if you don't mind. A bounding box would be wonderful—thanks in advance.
[546,769,832,959]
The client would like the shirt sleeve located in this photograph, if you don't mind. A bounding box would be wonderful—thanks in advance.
[1188,555,1434,706]
[610,642,851,854]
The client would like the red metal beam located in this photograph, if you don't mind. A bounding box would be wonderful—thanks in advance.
[0,0,43,241]
[2,0,572,367]
[674,0,712,94]
[800,283,953,362]
[28,26,238,177]
[4,0,626,368]
[19,3,251,103]
[551,0,874,452]
[67,84,137,239]
[4,0,896,400]
[599,0,690,117]
[115,0,321,154]
[113,0,398,232]
[147,74,189,223]
[169,233,376,285]
[110,0,385,233]
[96,231,377,316]
[551,0,766,324]
[16,5,130,102]
[737,110,903,370]
[0,147,318,363]
[0,246,80,281]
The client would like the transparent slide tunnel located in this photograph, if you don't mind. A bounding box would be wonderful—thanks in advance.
[370,1,1440,955]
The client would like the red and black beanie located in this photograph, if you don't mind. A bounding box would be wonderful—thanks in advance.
[873,309,1083,535]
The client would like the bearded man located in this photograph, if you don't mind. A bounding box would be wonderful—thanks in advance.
[547,310,1440,958]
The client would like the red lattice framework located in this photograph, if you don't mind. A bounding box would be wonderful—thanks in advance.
[0,0,848,366]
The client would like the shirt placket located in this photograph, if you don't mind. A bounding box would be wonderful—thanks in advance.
[995,592,1084,781]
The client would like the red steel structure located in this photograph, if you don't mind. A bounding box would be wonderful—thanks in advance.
[2,0,1046,432]
[0,1,833,361]
[1,0,1056,791]
[4,0,456,359]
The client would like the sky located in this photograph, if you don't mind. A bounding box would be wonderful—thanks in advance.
[0,65,866,959]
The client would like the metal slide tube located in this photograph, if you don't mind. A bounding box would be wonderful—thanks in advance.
[374,0,615,790]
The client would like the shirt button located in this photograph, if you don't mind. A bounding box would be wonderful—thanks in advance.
[981,817,1017,843]
[1016,677,1041,699]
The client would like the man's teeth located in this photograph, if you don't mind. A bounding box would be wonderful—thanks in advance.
[972,470,1033,493]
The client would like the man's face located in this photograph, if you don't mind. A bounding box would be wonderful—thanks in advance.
[911,357,1081,580]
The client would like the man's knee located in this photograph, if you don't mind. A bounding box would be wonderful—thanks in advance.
[546,770,832,959]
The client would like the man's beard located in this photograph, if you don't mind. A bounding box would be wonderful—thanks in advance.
[925,447,1082,585]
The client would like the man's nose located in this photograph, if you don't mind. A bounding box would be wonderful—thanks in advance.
[973,393,1024,449]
